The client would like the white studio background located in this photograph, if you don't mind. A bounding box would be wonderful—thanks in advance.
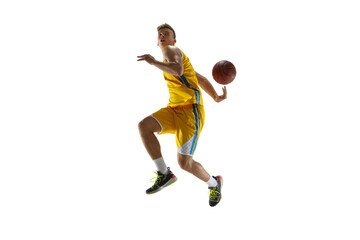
[1,0,359,239]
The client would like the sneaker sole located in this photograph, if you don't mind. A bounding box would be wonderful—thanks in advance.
[146,176,177,195]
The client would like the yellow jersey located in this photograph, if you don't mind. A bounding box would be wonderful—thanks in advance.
[163,47,203,107]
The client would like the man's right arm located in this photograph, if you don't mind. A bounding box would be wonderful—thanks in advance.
[137,46,183,76]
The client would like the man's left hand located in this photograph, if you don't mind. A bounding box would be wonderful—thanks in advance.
[215,86,227,103]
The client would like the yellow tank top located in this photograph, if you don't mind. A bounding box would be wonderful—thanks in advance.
[163,47,203,107]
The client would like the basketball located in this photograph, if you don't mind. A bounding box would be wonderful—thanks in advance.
[212,60,236,85]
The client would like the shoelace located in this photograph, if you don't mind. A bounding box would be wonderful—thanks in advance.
[150,171,164,185]
[208,188,220,200]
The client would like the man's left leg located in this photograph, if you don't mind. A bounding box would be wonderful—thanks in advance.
[177,153,223,207]
[177,153,211,182]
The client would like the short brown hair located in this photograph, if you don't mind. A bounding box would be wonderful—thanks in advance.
[157,23,176,39]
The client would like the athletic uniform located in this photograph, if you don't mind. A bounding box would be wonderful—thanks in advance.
[144,45,223,206]
[151,47,205,156]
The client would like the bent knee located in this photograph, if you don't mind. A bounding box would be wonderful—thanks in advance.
[138,116,161,134]
[138,119,149,134]
[138,119,146,132]
[178,157,193,170]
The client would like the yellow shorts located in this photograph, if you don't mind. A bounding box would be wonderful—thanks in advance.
[151,104,205,156]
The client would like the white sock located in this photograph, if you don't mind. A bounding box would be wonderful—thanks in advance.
[153,157,168,174]
[206,176,218,188]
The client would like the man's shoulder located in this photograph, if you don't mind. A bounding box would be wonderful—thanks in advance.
[162,45,183,59]
[163,45,182,53]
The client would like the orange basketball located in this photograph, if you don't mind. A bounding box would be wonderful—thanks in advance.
[212,60,236,85]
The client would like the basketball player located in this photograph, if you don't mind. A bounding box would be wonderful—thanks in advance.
[137,23,227,207]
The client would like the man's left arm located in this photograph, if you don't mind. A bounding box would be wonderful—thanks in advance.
[196,71,227,103]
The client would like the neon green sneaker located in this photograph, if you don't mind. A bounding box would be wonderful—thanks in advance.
[208,176,223,207]
[146,168,177,194]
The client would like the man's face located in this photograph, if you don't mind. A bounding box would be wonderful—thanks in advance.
[157,28,176,49]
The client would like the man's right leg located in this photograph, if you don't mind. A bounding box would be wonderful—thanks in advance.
[138,116,177,194]
[138,116,162,160]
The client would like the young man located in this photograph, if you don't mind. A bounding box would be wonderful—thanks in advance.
[137,23,227,207]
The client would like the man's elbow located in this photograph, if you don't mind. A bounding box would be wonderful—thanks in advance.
[172,62,183,76]
[176,66,184,76]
